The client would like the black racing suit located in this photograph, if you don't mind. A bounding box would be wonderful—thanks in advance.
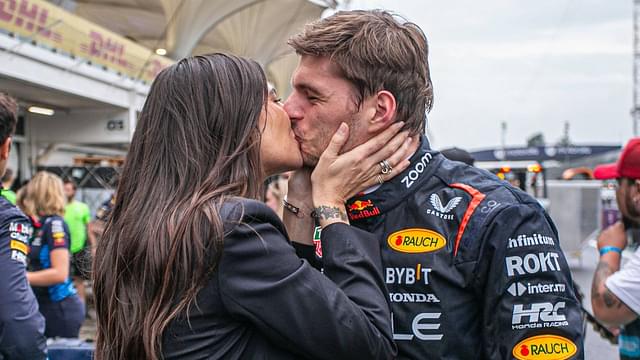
[0,196,46,359]
[311,136,584,359]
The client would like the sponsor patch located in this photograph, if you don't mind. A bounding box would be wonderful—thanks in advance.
[10,240,28,254]
[401,152,433,188]
[512,334,577,360]
[508,233,556,249]
[387,228,446,254]
[505,252,562,277]
[313,226,322,258]
[426,194,462,220]
[385,264,431,285]
[507,281,566,296]
[392,312,443,341]
[347,199,381,220]
[52,231,65,239]
[11,250,26,265]
[54,237,65,246]
[389,292,440,303]
[511,302,569,330]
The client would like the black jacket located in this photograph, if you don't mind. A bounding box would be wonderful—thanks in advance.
[309,136,584,359]
[162,198,396,359]
[0,196,47,360]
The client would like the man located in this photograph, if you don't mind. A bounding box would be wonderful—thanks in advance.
[0,93,46,359]
[0,168,16,205]
[592,138,640,360]
[63,178,93,304]
[283,10,584,359]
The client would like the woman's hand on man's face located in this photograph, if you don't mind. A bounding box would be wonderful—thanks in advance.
[310,121,412,209]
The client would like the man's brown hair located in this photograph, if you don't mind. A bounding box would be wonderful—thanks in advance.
[0,93,18,144]
[289,9,433,135]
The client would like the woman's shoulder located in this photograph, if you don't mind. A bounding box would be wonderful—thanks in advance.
[220,197,281,225]
[219,197,288,240]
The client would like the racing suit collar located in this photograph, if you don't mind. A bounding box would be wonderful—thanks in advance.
[346,135,441,222]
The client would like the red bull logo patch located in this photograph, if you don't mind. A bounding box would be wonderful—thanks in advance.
[387,228,446,253]
[347,199,381,220]
[513,335,577,360]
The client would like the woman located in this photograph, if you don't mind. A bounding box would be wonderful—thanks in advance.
[93,53,411,359]
[22,171,85,338]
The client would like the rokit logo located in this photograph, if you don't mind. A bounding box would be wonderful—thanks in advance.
[508,233,556,249]
[507,282,566,297]
[386,264,432,285]
[392,312,443,341]
[512,334,577,360]
[511,302,569,330]
[387,228,446,254]
[426,194,462,220]
[401,152,433,188]
[389,292,440,303]
[505,252,562,277]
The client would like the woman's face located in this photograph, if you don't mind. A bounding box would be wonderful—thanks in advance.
[260,88,303,176]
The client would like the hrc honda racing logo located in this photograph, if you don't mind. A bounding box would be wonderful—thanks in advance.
[387,228,446,254]
[512,334,577,360]
[511,302,569,330]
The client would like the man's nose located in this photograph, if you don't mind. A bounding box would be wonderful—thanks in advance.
[283,96,301,123]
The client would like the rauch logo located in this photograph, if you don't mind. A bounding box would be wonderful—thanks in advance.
[512,335,577,360]
[387,228,446,254]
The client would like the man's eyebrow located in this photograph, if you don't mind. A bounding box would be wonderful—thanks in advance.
[295,82,323,96]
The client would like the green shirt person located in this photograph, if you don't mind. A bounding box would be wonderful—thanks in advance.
[1,168,16,204]
[64,199,91,253]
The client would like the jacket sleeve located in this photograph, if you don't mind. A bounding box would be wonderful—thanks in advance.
[217,202,396,360]
[0,215,47,359]
[478,202,584,359]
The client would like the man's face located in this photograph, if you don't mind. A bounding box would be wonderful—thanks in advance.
[284,56,369,166]
[616,178,640,224]
[64,183,75,201]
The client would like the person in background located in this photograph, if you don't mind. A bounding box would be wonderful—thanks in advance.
[63,178,93,304]
[1,168,16,204]
[0,93,46,358]
[592,137,640,360]
[440,147,475,166]
[23,171,85,338]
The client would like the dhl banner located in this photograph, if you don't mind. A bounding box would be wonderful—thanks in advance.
[0,0,174,83]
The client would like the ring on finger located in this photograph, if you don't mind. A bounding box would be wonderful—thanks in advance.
[379,159,393,175]
[376,174,385,185]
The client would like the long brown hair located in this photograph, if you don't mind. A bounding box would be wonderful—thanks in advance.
[93,53,267,360]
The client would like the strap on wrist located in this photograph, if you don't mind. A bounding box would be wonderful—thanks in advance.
[599,246,622,256]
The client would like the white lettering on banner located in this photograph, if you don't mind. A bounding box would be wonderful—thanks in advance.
[401,153,433,188]
[512,302,569,330]
[505,252,561,276]
[508,233,555,249]
[392,312,443,341]
[386,265,432,285]
[507,282,566,296]
[389,292,440,303]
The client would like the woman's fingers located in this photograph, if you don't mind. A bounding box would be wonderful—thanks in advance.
[322,122,350,159]
[351,121,405,157]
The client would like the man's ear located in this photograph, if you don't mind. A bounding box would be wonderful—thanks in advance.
[0,137,11,161]
[368,90,397,134]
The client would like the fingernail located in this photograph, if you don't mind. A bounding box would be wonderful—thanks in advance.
[405,137,412,145]
[338,122,347,135]
[394,121,405,128]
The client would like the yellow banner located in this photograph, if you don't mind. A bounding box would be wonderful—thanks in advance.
[0,0,174,83]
